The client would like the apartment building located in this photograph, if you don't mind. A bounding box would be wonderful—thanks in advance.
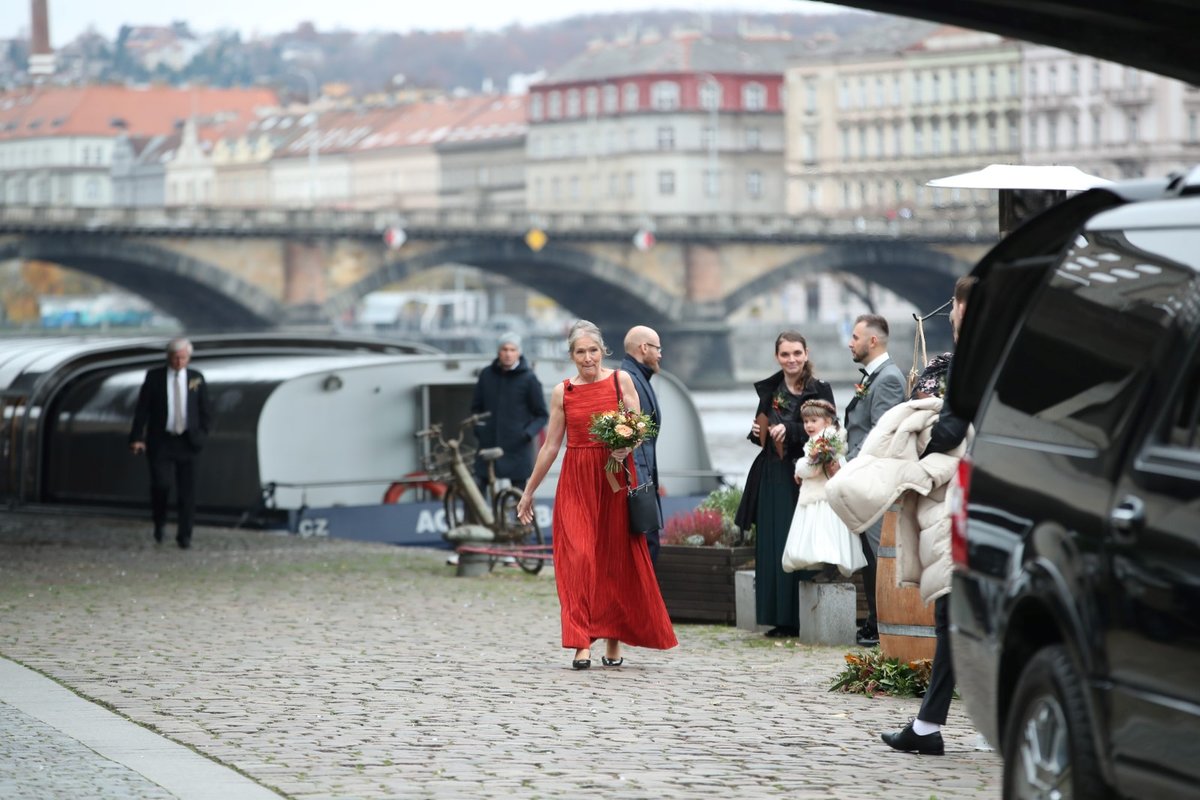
[1021,44,1200,180]
[0,84,276,207]
[786,26,1022,219]
[526,32,795,216]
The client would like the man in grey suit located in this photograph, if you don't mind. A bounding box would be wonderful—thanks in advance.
[620,325,664,562]
[844,314,906,645]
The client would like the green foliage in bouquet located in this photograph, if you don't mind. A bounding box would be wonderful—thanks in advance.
[830,649,933,698]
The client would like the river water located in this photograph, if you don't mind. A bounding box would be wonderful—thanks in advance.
[694,384,857,488]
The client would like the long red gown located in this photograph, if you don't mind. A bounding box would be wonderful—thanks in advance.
[553,375,678,651]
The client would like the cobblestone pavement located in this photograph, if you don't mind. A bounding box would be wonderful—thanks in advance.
[0,513,1001,799]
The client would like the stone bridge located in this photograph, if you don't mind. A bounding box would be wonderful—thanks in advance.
[0,206,994,387]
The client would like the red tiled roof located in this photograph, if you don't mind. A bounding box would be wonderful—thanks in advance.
[0,85,279,140]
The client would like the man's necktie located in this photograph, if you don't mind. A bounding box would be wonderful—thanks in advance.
[173,374,186,434]
[858,367,869,379]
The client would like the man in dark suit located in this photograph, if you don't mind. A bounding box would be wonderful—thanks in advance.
[844,314,906,645]
[620,325,664,562]
[129,338,212,549]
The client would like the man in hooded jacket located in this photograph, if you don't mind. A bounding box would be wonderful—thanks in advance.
[470,333,549,492]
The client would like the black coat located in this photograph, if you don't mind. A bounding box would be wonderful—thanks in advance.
[129,366,213,453]
[734,371,834,532]
[470,355,549,483]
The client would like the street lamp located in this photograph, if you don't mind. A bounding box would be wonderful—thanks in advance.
[290,68,319,208]
[697,72,720,208]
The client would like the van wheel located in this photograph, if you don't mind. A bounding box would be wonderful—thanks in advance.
[1003,645,1113,800]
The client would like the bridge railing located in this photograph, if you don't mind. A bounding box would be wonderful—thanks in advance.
[0,204,998,241]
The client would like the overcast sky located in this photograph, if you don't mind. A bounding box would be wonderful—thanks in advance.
[9,0,842,43]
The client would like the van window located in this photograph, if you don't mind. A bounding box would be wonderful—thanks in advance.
[983,232,1189,458]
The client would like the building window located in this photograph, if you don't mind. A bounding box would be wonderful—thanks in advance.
[913,119,924,156]
[949,117,959,154]
[949,69,959,101]
[701,126,716,150]
[968,116,978,152]
[704,169,719,198]
[857,125,867,159]
[622,83,639,112]
[968,68,977,100]
[625,172,635,197]
[548,91,562,118]
[651,81,680,111]
[1070,63,1080,93]
[743,82,767,111]
[858,77,868,108]
[626,128,637,150]
[1189,111,1198,143]
[1092,111,1102,145]
[1127,110,1140,143]
[585,87,599,116]
[988,67,998,99]
[807,182,819,208]
[1008,66,1019,96]
[837,80,849,109]
[603,85,618,113]
[657,126,675,151]
[842,181,852,209]
[1047,114,1058,150]
[930,117,941,155]
[912,73,923,104]
[932,72,941,102]
[1070,114,1080,147]
[747,170,763,199]
[569,175,580,199]
[892,75,902,105]
[987,115,999,151]
[802,130,816,163]
[1048,65,1058,94]
[875,76,885,107]
[840,126,850,159]
[700,80,722,111]
[566,89,581,117]
[658,170,675,195]
[1028,116,1039,150]
[1092,61,1102,90]
[551,177,561,200]
[805,78,818,113]
[1007,113,1021,149]
[745,127,761,150]
[530,94,544,121]
[608,172,619,197]
[893,121,903,156]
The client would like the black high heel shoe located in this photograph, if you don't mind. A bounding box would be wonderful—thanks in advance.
[572,658,591,670]
[601,656,624,667]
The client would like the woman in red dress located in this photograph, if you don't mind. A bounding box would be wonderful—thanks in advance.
[517,320,677,670]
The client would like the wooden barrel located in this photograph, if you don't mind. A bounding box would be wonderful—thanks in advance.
[876,504,936,662]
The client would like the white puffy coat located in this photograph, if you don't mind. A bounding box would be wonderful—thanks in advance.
[824,397,969,604]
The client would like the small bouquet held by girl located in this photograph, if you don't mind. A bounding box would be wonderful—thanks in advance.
[782,399,867,576]
[588,403,658,473]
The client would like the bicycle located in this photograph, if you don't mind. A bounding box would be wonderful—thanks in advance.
[416,411,547,575]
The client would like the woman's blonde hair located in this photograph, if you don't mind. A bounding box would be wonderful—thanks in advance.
[567,319,610,356]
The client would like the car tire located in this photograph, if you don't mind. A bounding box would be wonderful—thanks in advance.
[1003,644,1113,800]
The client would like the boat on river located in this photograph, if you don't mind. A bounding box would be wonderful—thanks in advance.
[0,334,721,546]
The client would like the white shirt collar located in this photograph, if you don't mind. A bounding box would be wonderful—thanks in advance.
[862,353,890,377]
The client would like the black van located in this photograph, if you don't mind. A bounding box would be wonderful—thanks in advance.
[946,170,1200,799]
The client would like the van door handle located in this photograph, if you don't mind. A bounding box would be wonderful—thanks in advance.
[1109,495,1145,544]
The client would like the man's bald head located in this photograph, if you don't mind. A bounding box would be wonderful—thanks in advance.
[624,325,662,374]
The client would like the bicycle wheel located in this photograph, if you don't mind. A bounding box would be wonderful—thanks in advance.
[495,488,544,575]
[443,485,474,528]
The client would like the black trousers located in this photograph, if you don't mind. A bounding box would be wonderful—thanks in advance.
[148,434,198,544]
[918,595,955,725]
[860,533,878,628]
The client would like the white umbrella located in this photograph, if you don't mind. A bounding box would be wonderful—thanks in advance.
[927,164,1111,191]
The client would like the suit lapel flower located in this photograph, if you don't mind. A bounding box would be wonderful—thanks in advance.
[853,382,869,400]
[188,377,202,391]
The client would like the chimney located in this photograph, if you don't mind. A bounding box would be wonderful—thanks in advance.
[29,0,57,77]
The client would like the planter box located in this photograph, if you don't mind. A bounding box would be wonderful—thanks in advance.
[654,545,755,624]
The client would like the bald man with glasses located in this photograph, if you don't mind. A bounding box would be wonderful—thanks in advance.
[620,325,664,562]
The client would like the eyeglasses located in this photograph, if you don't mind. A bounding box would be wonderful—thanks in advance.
[645,343,663,352]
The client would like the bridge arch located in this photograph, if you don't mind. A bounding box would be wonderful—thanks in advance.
[325,239,685,330]
[723,241,973,318]
[0,235,283,329]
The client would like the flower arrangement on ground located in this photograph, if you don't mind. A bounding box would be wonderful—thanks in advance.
[804,427,847,477]
[588,402,658,472]
[830,650,933,698]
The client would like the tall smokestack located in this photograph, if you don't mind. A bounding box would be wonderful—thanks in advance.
[29,0,57,77]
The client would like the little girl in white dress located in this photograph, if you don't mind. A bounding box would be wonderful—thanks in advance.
[782,399,867,576]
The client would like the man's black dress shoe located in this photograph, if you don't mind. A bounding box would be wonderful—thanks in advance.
[764,626,800,638]
[153,527,164,544]
[856,623,879,647]
[177,538,191,550]
[881,721,945,755]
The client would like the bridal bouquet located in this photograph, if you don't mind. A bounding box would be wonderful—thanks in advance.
[589,403,658,472]
[805,428,847,476]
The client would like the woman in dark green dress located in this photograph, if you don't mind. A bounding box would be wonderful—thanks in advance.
[734,331,835,637]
